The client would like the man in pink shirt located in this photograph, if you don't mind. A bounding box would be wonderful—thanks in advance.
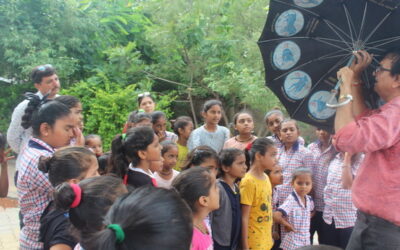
[334,49,400,249]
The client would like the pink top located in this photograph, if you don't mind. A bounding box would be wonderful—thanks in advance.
[223,136,257,150]
[191,222,213,250]
[334,96,400,226]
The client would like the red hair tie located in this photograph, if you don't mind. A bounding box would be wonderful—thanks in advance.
[245,142,253,151]
[70,183,82,208]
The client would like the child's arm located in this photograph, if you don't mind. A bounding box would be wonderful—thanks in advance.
[0,148,13,198]
[241,204,251,250]
[273,210,295,232]
[341,152,354,189]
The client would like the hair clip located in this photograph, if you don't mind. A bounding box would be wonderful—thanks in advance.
[70,183,82,208]
[245,142,253,151]
[138,92,151,98]
[121,133,127,141]
[107,224,125,243]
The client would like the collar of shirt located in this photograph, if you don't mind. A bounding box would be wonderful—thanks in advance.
[128,163,155,178]
[28,137,55,154]
[291,190,310,209]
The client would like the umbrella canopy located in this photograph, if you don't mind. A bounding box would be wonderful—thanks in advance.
[258,0,400,131]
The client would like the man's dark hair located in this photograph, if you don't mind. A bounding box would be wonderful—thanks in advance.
[31,64,56,84]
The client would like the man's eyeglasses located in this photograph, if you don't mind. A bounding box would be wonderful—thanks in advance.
[36,64,53,71]
[374,65,391,74]
[138,92,151,98]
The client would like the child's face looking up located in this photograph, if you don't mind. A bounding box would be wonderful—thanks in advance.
[292,173,312,197]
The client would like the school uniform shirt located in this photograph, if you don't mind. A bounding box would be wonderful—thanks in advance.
[240,173,273,250]
[17,138,55,249]
[176,143,188,170]
[307,141,337,212]
[223,136,257,151]
[266,135,305,148]
[40,201,77,250]
[191,222,213,250]
[323,153,364,229]
[277,190,314,250]
[165,131,178,142]
[188,125,230,153]
[124,165,157,189]
[276,141,315,206]
[153,169,180,189]
[211,180,241,250]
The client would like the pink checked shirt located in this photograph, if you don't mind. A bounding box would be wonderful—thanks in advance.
[307,141,337,212]
[266,135,305,148]
[276,142,315,205]
[278,190,314,250]
[334,96,400,226]
[17,138,55,249]
[323,153,364,228]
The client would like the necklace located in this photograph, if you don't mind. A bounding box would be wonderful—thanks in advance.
[235,135,254,143]
[194,222,209,235]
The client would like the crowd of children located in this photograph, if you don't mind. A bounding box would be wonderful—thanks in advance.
[1,72,366,250]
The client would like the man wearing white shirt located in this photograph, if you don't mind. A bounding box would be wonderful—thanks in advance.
[7,64,61,165]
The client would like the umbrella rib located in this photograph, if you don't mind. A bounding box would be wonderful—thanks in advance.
[357,1,369,42]
[322,21,353,51]
[361,3,400,48]
[315,38,351,53]
[272,51,352,81]
[290,54,352,117]
[342,2,357,45]
[366,36,400,48]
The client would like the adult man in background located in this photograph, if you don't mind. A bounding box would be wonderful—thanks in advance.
[334,49,400,249]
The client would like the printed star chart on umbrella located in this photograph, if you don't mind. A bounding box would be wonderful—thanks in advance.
[258,0,400,131]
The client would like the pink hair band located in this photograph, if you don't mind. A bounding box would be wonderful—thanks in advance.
[70,183,82,208]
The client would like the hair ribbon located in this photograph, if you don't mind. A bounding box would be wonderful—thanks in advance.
[107,224,125,243]
[245,142,253,151]
[69,183,82,208]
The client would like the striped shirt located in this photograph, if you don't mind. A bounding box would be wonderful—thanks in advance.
[323,153,364,228]
[276,141,315,205]
[266,134,305,148]
[307,141,337,211]
[17,138,55,249]
[188,125,230,153]
[278,191,314,250]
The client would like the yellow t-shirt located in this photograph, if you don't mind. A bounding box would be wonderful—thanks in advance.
[240,173,273,250]
[175,143,188,171]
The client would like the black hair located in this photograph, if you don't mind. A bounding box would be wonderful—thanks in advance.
[291,167,312,183]
[161,141,178,155]
[202,99,223,113]
[127,111,152,124]
[53,176,127,248]
[85,134,101,145]
[218,148,245,177]
[182,146,219,171]
[107,126,155,178]
[382,47,400,76]
[172,166,214,213]
[98,152,111,175]
[280,118,299,130]
[39,147,96,187]
[137,93,155,107]
[21,100,71,137]
[54,95,81,109]
[31,64,56,84]
[0,132,5,150]
[245,137,275,167]
[173,116,193,135]
[86,186,192,250]
[150,111,166,124]
[264,108,284,123]
[233,110,253,125]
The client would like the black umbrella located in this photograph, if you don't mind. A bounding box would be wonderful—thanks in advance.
[258,0,400,131]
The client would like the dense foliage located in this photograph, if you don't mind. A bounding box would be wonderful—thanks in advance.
[0,0,294,150]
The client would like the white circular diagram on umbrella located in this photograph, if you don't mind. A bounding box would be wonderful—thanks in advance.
[308,91,336,120]
[293,0,324,8]
[275,9,304,37]
[273,41,301,70]
[284,70,312,100]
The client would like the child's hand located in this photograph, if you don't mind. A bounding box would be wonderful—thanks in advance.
[0,148,14,166]
[272,231,280,240]
[73,127,85,146]
[157,131,166,142]
[282,219,295,232]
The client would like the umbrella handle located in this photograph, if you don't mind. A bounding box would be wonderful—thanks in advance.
[325,55,356,109]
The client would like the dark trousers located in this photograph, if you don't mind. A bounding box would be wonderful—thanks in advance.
[310,211,327,244]
[322,219,353,249]
[346,210,400,250]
